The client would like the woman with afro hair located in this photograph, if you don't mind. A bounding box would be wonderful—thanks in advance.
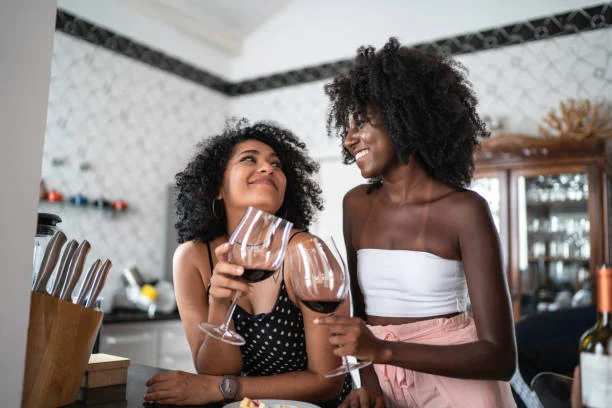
[315,38,517,407]
[144,119,352,406]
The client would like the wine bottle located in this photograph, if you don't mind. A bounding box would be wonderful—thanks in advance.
[579,264,612,408]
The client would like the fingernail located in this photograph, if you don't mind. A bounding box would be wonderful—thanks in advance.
[237,266,244,274]
[313,318,321,324]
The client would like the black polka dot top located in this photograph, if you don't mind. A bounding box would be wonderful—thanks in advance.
[234,281,306,375]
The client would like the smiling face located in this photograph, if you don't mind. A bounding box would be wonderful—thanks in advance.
[218,139,287,216]
[343,110,398,179]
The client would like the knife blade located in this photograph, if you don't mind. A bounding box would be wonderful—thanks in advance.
[32,231,67,294]
[59,240,91,302]
[49,239,78,298]
[74,259,101,306]
[85,259,112,308]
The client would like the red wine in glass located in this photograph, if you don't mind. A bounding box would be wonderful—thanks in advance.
[301,299,344,314]
[242,268,275,283]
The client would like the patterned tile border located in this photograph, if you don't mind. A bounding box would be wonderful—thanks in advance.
[56,2,611,96]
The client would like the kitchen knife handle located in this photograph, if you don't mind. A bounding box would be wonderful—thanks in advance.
[59,240,91,301]
[75,259,101,306]
[32,231,67,293]
[85,259,112,308]
[49,239,78,298]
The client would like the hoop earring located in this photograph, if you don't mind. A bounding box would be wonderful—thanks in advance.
[212,199,224,219]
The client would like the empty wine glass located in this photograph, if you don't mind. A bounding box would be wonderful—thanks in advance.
[291,235,372,378]
[530,371,574,408]
[199,206,293,345]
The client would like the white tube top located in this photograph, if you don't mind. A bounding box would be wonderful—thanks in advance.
[357,248,468,318]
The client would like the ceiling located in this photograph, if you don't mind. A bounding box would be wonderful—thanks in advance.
[56,0,604,81]
[121,0,291,55]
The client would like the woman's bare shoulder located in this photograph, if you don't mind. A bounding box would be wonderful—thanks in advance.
[344,184,373,209]
[174,240,205,261]
[173,240,211,279]
[450,188,490,212]
[287,230,316,247]
[439,188,493,231]
[344,183,371,199]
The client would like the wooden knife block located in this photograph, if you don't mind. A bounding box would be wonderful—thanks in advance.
[21,292,103,408]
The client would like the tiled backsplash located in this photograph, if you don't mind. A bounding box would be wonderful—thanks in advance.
[41,32,229,307]
[41,24,611,310]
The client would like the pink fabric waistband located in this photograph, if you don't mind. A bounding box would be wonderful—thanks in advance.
[367,313,475,387]
[366,314,515,408]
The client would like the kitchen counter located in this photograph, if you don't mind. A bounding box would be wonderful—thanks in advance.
[103,309,181,324]
[66,363,223,408]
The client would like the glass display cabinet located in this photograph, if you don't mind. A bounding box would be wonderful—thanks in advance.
[471,135,608,320]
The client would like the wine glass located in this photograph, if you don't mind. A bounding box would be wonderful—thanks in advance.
[199,206,293,345]
[291,235,372,377]
[530,371,574,408]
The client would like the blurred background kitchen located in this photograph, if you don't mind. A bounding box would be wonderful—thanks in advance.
[2,1,611,405]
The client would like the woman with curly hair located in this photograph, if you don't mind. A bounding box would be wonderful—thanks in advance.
[144,120,352,406]
[316,38,517,407]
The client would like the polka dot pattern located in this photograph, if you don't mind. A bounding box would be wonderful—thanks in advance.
[233,280,353,405]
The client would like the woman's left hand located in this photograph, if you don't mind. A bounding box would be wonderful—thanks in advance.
[144,370,220,405]
[315,316,387,363]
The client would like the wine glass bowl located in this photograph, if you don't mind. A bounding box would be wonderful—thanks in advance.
[292,238,348,312]
[291,236,372,377]
[530,371,574,408]
[199,206,293,345]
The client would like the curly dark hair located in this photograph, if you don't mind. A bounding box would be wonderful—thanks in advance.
[325,37,489,189]
[175,119,323,243]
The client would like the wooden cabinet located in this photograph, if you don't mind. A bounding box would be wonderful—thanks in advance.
[470,135,609,320]
[100,320,195,373]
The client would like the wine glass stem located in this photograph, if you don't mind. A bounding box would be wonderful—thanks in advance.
[328,311,352,371]
[341,355,351,371]
[219,291,241,332]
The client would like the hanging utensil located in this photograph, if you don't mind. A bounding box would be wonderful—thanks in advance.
[49,239,78,298]
[59,240,91,302]
[85,259,112,308]
[32,231,66,294]
[74,259,101,306]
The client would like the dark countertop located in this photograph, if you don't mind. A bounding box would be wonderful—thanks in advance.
[103,310,181,324]
[66,363,222,408]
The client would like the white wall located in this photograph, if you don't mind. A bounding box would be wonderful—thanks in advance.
[0,1,56,406]
[57,0,234,79]
[231,0,603,80]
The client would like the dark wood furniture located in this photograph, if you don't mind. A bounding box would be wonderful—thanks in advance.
[472,134,609,320]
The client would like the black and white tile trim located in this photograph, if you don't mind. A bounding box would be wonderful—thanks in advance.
[56,2,612,96]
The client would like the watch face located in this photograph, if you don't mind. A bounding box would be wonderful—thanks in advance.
[220,379,232,393]
[220,376,237,398]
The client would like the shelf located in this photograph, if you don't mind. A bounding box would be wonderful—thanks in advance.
[38,200,129,216]
[526,199,588,210]
[527,230,588,236]
[528,257,589,263]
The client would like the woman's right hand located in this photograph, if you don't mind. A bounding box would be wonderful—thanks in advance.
[207,242,250,302]
[339,388,384,408]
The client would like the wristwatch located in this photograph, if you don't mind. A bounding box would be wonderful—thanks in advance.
[219,375,239,403]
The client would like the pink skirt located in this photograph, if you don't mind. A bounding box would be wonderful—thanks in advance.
[367,314,516,408]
